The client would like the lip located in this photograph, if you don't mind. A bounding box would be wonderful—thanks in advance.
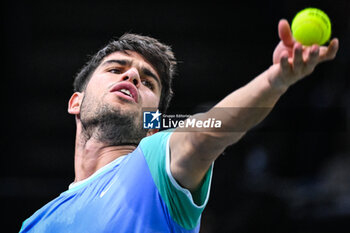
[109,82,139,103]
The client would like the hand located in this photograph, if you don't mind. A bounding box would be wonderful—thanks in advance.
[270,19,339,90]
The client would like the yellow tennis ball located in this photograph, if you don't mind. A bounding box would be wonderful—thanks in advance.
[291,8,331,46]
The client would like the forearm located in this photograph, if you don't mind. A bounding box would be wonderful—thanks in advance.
[169,20,338,192]
[197,64,287,148]
[187,25,338,155]
[220,64,285,123]
[170,65,288,190]
[216,64,287,109]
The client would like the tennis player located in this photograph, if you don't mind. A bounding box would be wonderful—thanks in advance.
[19,19,338,232]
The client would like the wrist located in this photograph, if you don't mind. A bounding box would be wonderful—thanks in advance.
[266,64,290,94]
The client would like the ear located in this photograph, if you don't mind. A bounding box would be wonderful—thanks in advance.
[68,92,83,115]
[146,128,159,136]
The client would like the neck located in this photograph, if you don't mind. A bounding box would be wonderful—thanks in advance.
[73,123,136,182]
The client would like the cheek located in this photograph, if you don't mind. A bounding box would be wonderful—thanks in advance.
[85,76,109,101]
[141,89,160,108]
[86,76,105,94]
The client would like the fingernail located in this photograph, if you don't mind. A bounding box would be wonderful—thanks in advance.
[311,45,319,53]
[294,43,302,50]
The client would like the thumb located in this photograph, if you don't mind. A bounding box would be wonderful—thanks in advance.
[278,19,295,47]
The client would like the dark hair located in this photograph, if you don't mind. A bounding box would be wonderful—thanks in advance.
[73,33,177,113]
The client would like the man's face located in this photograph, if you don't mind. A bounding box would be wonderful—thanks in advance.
[86,50,161,114]
[72,50,162,145]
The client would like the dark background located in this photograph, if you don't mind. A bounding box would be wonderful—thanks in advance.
[2,0,349,232]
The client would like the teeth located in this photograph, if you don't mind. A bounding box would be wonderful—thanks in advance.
[120,89,133,97]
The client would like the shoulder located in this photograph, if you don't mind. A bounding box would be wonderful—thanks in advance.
[139,130,213,230]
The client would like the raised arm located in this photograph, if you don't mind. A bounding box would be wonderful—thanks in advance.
[169,19,339,192]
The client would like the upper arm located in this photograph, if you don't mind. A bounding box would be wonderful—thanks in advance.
[169,128,224,192]
[140,130,213,230]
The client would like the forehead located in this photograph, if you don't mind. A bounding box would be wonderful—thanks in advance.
[100,50,160,78]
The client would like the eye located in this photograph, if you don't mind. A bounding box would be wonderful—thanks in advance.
[141,79,154,90]
[108,68,122,74]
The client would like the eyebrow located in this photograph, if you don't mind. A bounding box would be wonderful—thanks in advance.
[101,59,161,88]
[101,59,131,67]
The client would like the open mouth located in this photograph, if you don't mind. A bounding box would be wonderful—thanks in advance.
[110,82,138,103]
[119,88,133,98]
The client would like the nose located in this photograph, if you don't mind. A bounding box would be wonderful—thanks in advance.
[121,68,140,87]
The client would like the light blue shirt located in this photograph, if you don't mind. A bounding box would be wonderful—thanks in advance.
[20,131,213,233]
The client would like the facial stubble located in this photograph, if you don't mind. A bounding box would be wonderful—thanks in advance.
[79,92,148,146]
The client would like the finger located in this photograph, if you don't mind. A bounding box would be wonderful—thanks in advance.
[306,45,320,66]
[319,38,339,62]
[292,43,303,72]
[280,51,291,73]
[302,45,320,74]
[278,19,295,47]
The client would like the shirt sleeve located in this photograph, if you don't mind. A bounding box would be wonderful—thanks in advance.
[139,130,213,230]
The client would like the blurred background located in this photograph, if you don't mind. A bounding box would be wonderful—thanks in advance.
[2,0,349,232]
